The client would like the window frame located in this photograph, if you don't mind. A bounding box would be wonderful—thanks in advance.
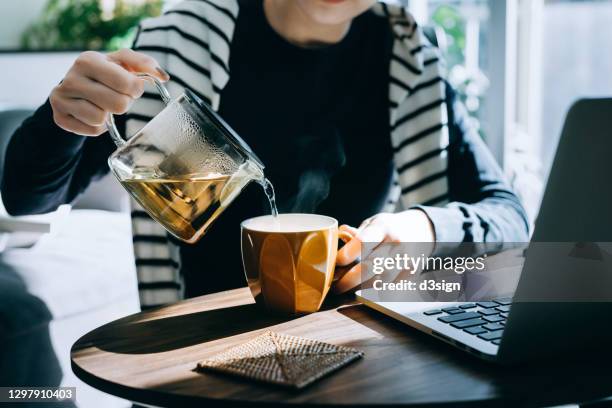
[407,0,524,169]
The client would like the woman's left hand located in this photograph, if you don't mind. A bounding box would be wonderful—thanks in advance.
[333,209,436,294]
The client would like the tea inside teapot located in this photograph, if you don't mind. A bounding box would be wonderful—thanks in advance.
[121,162,261,243]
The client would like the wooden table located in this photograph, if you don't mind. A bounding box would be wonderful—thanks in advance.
[72,288,612,407]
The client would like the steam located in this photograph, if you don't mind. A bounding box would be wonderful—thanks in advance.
[291,169,332,213]
[287,124,346,213]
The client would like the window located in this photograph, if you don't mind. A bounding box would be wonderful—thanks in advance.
[408,0,493,145]
[510,0,612,217]
[409,0,612,220]
[540,0,612,172]
[429,0,491,138]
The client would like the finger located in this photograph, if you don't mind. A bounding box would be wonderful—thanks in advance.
[53,111,105,136]
[337,220,388,266]
[62,75,133,114]
[73,52,145,99]
[356,223,387,263]
[339,224,358,240]
[59,98,106,127]
[336,234,361,266]
[334,243,403,295]
[108,48,170,81]
[333,263,362,294]
[357,223,387,243]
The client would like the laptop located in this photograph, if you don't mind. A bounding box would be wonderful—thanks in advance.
[357,98,612,364]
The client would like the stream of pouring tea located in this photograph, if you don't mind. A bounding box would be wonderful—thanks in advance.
[259,177,279,218]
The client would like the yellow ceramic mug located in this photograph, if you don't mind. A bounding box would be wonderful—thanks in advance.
[241,214,354,314]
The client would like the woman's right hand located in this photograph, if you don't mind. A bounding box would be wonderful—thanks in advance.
[49,48,170,136]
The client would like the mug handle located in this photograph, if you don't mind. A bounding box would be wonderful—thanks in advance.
[105,73,172,147]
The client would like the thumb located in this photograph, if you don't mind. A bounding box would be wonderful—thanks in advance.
[108,48,170,82]
[339,224,359,239]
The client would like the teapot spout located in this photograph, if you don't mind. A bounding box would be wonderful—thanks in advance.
[246,159,265,182]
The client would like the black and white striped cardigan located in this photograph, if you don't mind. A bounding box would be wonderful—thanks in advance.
[125,0,450,309]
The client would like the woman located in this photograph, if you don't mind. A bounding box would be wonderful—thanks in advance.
[2,0,528,305]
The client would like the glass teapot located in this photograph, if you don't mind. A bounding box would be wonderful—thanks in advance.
[106,74,265,244]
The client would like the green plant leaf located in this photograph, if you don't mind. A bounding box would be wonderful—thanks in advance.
[20,0,162,51]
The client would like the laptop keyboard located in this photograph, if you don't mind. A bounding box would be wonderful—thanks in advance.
[423,298,512,346]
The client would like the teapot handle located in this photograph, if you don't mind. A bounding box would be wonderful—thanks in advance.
[105,73,172,147]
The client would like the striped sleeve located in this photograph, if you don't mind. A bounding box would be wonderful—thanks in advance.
[124,0,241,309]
[390,35,450,207]
[131,203,184,309]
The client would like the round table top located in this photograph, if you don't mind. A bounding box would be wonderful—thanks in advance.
[72,288,612,407]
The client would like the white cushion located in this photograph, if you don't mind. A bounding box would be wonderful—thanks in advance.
[0,209,137,319]
[72,174,130,213]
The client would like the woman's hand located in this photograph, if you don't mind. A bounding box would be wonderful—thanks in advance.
[50,49,169,137]
[333,210,436,294]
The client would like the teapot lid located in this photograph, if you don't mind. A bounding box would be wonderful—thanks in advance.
[184,88,265,169]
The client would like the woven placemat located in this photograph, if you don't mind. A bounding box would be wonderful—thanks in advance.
[196,331,364,389]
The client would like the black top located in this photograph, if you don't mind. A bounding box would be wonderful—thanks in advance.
[181,1,394,294]
[1,3,529,297]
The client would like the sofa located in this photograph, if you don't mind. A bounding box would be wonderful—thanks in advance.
[0,108,139,407]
